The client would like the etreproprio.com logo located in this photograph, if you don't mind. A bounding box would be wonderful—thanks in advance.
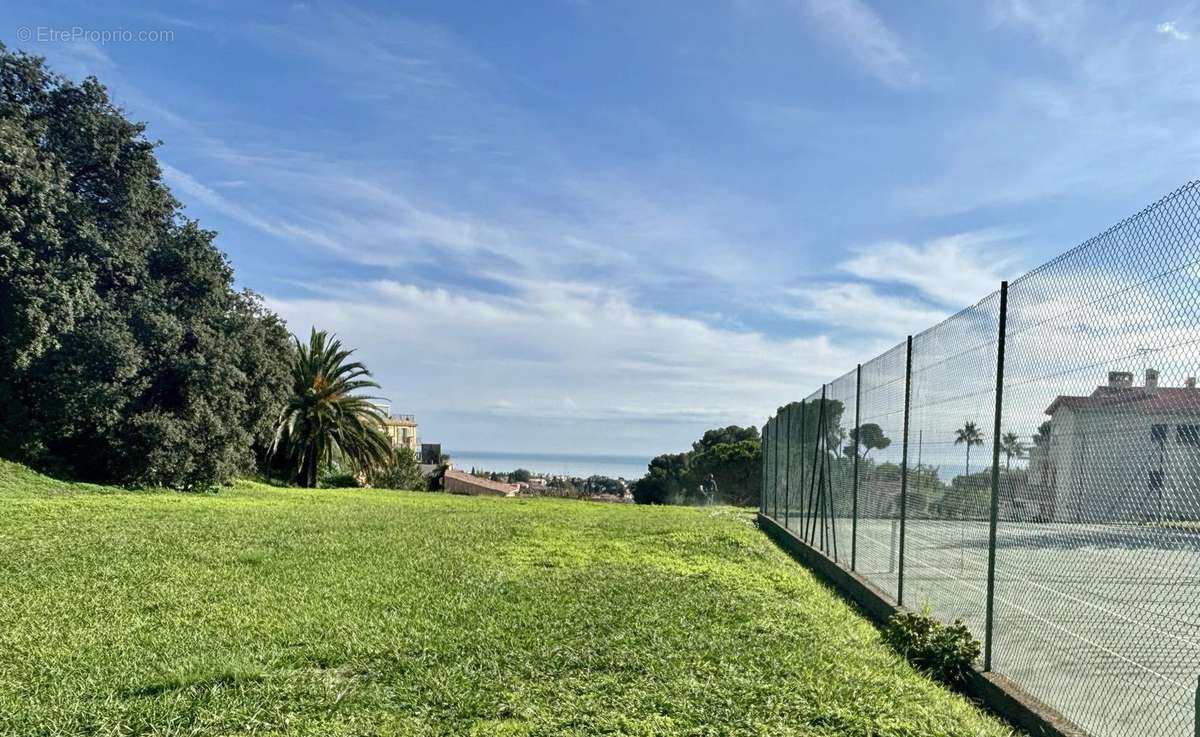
[16,26,176,44]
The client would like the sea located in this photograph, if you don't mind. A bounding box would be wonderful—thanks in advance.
[446,450,651,480]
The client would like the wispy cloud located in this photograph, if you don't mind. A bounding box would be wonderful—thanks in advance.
[839,231,1021,306]
[265,278,857,452]
[801,0,919,89]
[1157,21,1190,41]
[160,162,345,253]
[897,3,1200,217]
[988,0,1085,46]
[778,282,952,337]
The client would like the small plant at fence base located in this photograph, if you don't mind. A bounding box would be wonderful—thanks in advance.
[882,607,981,685]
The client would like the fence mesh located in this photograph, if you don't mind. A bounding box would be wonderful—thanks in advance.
[827,368,858,567]
[760,182,1200,737]
[851,342,908,601]
[902,293,1001,640]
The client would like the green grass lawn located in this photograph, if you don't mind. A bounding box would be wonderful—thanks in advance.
[0,460,1012,736]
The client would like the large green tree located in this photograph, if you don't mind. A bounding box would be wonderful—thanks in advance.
[633,425,762,506]
[270,329,393,488]
[0,46,290,488]
[632,452,690,505]
[845,423,891,459]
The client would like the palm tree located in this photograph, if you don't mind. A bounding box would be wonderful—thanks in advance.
[270,329,393,488]
[1000,431,1025,471]
[954,421,984,477]
[1031,421,1051,448]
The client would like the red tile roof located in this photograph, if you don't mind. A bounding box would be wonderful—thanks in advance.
[1045,386,1200,416]
[443,469,519,495]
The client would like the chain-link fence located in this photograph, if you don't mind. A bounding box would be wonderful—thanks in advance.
[760,182,1200,737]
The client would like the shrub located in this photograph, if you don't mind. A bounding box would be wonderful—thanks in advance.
[318,464,361,488]
[881,607,980,684]
[368,447,427,491]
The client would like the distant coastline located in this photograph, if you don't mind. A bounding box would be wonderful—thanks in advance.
[447,450,651,480]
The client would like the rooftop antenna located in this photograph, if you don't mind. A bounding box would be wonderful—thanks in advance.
[1136,345,1161,368]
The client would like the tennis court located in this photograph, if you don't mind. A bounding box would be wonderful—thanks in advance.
[848,517,1200,737]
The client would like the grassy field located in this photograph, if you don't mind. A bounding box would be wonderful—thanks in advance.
[0,460,1012,736]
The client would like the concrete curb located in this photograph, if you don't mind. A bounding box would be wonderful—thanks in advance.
[758,513,1090,737]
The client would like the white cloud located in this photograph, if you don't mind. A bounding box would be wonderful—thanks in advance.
[160,162,345,253]
[839,231,1019,306]
[778,282,950,337]
[265,279,858,453]
[1157,21,1189,41]
[801,0,919,89]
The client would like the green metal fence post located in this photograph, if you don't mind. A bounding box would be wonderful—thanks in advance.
[805,398,822,545]
[851,363,861,571]
[818,385,829,551]
[774,413,781,521]
[824,402,837,561]
[798,400,806,534]
[984,281,1008,672]
[898,335,913,607]
[760,419,767,516]
[784,406,792,528]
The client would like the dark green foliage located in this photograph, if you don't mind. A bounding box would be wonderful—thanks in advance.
[0,46,291,489]
[1031,420,1051,447]
[939,470,992,519]
[846,422,891,458]
[270,329,393,488]
[882,609,981,685]
[317,468,361,488]
[779,399,846,455]
[1000,431,1025,470]
[691,425,759,453]
[369,446,427,490]
[632,452,688,504]
[634,426,762,506]
[508,467,532,483]
[582,474,623,495]
[689,439,761,506]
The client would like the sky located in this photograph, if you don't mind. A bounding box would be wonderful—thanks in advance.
[4,0,1200,457]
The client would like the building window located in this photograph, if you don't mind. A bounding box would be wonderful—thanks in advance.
[1178,425,1200,446]
[1149,470,1164,490]
[1152,424,1168,444]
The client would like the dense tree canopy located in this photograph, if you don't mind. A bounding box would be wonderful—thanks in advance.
[0,46,291,488]
[845,423,891,458]
[633,426,761,506]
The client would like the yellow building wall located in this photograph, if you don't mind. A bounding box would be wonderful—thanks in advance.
[384,423,418,450]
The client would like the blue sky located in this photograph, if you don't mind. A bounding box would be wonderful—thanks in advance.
[6,0,1200,457]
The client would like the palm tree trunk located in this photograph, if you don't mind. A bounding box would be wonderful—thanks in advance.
[966,446,971,477]
[304,453,317,488]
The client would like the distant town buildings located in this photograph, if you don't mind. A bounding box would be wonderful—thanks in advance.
[1030,369,1200,522]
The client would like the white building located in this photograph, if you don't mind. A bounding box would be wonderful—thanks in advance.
[1033,369,1200,523]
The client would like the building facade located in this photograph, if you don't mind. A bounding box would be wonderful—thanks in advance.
[1034,370,1200,523]
[381,414,418,451]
